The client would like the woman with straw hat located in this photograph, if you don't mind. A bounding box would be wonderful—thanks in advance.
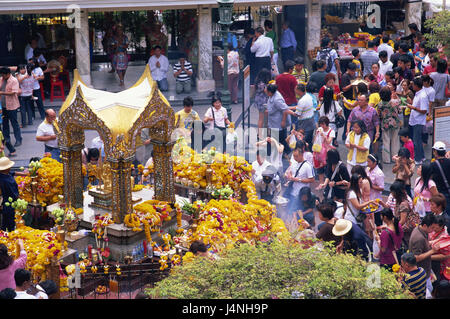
[0,157,19,231]
[333,218,373,261]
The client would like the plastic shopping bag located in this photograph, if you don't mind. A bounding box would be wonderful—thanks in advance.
[289,134,297,150]
[414,196,427,218]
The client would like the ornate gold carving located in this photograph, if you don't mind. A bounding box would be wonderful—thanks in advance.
[56,66,176,224]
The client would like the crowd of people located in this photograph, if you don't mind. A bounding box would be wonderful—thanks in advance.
[237,21,450,299]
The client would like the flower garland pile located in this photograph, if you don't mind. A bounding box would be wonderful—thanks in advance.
[0,226,65,279]
[15,155,64,206]
[185,180,289,252]
[172,138,252,192]
[92,214,114,239]
[123,200,174,244]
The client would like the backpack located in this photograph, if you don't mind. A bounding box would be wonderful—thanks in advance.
[318,48,333,73]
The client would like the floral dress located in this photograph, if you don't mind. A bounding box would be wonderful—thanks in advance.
[254,81,268,113]
[378,100,401,130]
[112,35,129,71]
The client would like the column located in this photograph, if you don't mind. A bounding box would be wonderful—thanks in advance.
[196,6,215,92]
[405,1,422,35]
[60,144,84,209]
[306,0,321,67]
[108,157,133,224]
[151,140,175,204]
[74,9,91,86]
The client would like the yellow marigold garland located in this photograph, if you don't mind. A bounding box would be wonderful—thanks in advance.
[0,226,65,279]
[15,157,64,206]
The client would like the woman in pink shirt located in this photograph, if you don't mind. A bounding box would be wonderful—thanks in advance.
[413,161,438,216]
[0,239,27,291]
[375,208,404,271]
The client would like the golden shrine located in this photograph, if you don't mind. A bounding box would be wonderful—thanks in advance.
[53,65,176,224]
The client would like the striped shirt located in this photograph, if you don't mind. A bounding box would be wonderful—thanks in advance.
[173,61,192,82]
[402,267,427,299]
[360,49,380,76]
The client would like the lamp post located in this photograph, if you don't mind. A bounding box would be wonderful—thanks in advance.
[217,0,234,121]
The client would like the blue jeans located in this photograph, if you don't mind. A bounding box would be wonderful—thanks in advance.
[32,88,46,120]
[45,145,61,162]
[2,109,21,146]
[412,124,425,162]
[303,211,315,226]
[19,96,33,126]
[1,206,15,231]
[157,78,169,92]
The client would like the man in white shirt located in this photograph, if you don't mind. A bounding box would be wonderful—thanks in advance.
[14,269,37,299]
[252,150,271,186]
[36,108,60,161]
[284,147,314,216]
[408,77,429,164]
[378,50,393,76]
[148,45,169,92]
[377,36,394,60]
[24,37,38,62]
[295,83,315,148]
[250,26,274,78]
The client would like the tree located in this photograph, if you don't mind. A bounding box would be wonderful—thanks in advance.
[146,240,413,299]
[424,11,450,57]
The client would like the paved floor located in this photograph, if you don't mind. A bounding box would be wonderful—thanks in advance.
[9,61,432,191]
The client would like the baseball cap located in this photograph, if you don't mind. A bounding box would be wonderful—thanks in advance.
[433,141,446,152]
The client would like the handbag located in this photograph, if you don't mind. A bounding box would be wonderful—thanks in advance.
[313,129,330,169]
[283,160,307,197]
[347,196,366,227]
[333,101,345,128]
[324,161,342,199]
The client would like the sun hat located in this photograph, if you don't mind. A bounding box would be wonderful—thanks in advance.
[433,141,446,152]
[332,219,353,236]
[0,157,15,171]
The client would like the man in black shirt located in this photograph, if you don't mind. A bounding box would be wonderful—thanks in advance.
[308,59,327,93]
[400,23,419,50]
[430,141,450,215]
[339,63,357,141]
[399,42,415,70]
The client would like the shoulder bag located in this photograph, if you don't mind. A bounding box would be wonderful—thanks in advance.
[324,161,342,199]
[283,160,307,197]
[347,194,367,227]
[333,101,345,128]
[435,159,450,195]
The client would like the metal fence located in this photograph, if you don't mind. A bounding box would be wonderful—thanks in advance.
[61,258,170,299]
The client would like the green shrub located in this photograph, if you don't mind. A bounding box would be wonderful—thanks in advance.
[146,240,412,299]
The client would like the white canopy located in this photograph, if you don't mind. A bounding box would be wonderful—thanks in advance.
[422,0,450,12]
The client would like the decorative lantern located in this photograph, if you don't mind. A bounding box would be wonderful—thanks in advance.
[217,0,235,26]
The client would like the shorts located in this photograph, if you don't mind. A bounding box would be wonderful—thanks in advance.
[316,166,326,175]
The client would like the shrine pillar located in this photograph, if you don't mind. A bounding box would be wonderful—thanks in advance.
[306,0,321,51]
[405,1,422,36]
[151,140,175,203]
[60,144,84,209]
[108,156,133,224]
[196,6,215,92]
[74,9,91,86]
